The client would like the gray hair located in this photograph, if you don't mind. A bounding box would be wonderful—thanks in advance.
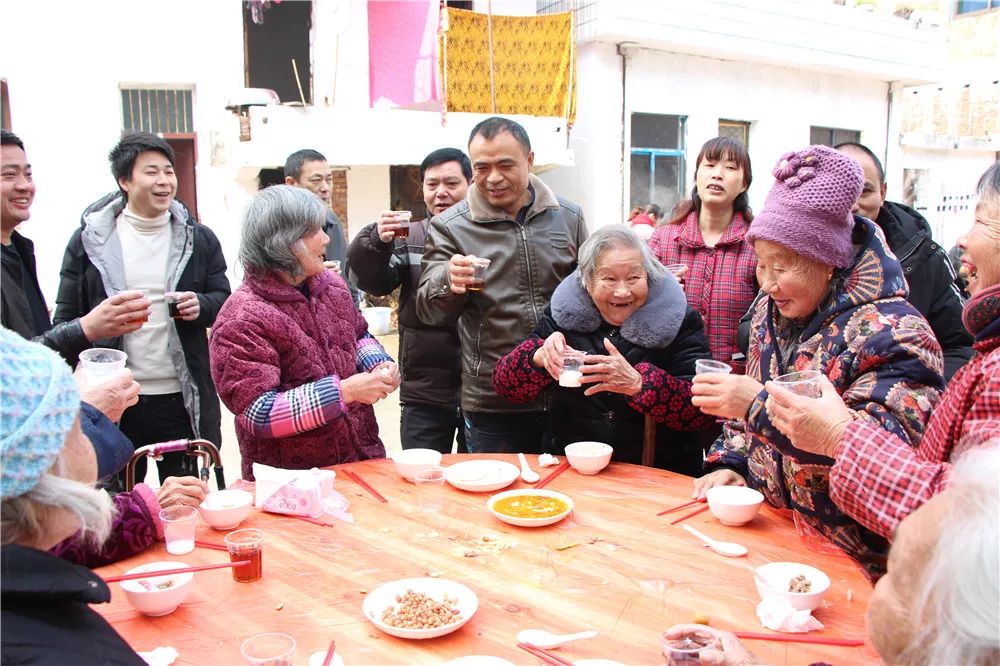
[577,225,666,289]
[898,444,1000,666]
[239,185,326,278]
[1,449,115,550]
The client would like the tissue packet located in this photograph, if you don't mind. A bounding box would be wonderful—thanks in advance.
[253,463,333,518]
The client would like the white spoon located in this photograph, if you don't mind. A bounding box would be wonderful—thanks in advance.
[682,524,748,557]
[517,629,598,649]
[517,453,540,483]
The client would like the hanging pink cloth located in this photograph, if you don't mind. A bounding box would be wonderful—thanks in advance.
[368,0,441,108]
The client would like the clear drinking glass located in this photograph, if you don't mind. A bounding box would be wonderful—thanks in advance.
[240,632,295,666]
[772,370,823,398]
[413,466,447,513]
[159,505,198,555]
[695,359,732,375]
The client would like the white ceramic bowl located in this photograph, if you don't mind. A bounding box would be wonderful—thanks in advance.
[119,561,194,616]
[753,562,830,611]
[363,577,478,639]
[705,485,764,526]
[198,489,254,530]
[487,489,574,527]
[390,448,443,481]
[565,441,613,475]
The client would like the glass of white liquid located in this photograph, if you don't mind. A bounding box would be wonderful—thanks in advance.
[558,352,585,387]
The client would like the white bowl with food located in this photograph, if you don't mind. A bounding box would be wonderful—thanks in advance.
[753,562,830,611]
[487,489,574,527]
[705,485,764,526]
[198,488,254,530]
[443,459,519,492]
[391,448,444,482]
[564,441,613,475]
[119,561,194,616]
[362,577,478,639]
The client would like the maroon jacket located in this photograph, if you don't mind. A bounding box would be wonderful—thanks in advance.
[210,269,386,480]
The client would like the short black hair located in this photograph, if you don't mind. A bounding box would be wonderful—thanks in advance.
[284,149,327,180]
[834,142,885,184]
[419,148,472,182]
[1,129,24,151]
[644,204,663,218]
[468,117,531,155]
[109,132,176,197]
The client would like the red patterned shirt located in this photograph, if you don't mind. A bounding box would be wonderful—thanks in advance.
[648,212,757,369]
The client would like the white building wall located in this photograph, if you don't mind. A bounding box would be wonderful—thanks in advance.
[541,43,890,226]
[346,166,391,240]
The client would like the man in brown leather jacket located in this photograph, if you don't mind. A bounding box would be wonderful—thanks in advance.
[417,117,588,454]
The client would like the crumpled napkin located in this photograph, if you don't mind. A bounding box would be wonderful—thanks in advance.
[756,598,824,632]
[138,647,178,666]
[538,453,560,467]
[253,463,350,521]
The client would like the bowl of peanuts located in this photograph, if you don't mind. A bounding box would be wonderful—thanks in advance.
[362,577,478,639]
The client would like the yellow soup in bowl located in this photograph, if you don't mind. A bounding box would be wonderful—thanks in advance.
[493,495,569,519]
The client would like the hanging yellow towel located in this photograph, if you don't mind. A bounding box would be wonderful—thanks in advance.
[441,8,576,125]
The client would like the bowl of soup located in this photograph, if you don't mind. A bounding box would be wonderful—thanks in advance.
[487,489,574,527]
[119,561,194,616]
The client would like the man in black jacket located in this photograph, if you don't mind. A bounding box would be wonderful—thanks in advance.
[834,143,973,381]
[347,148,472,453]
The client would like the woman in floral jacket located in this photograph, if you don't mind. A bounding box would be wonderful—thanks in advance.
[692,146,944,579]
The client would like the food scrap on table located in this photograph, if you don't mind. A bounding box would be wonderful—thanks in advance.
[537,453,560,467]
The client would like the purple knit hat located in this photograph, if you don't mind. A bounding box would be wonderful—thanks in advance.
[746,145,863,268]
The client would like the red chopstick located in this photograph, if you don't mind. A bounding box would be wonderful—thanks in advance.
[103,560,249,583]
[516,642,575,666]
[668,504,710,525]
[289,514,334,527]
[535,461,571,489]
[342,469,388,503]
[194,540,229,552]
[321,639,337,666]
[657,499,701,516]
[734,631,865,647]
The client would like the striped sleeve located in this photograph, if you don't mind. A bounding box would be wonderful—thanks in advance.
[356,331,393,372]
[238,375,346,439]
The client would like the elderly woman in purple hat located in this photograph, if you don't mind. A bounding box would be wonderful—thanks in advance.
[689,145,944,579]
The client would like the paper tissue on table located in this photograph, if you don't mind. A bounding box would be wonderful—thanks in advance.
[252,463,343,518]
[756,598,824,633]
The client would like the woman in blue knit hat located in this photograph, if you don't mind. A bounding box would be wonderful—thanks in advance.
[0,329,143,664]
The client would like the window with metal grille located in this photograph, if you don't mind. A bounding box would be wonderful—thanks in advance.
[719,120,750,148]
[630,113,687,214]
[120,88,194,133]
[809,125,860,147]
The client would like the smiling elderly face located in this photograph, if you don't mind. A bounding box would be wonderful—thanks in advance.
[958,190,1000,297]
[586,247,649,327]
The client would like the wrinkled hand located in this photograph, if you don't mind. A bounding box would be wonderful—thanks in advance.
[80,290,151,340]
[764,375,852,458]
[156,476,209,508]
[171,291,200,321]
[691,373,763,419]
[531,331,574,381]
[74,367,140,423]
[373,361,402,391]
[446,254,479,294]
[376,211,404,243]
[579,337,643,397]
[323,260,342,275]
[663,625,766,666]
[340,369,397,405]
[692,468,746,500]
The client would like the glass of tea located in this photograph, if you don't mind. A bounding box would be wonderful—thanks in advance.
[164,291,183,319]
[469,257,490,291]
[225,528,265,583]
[394,211,412,239]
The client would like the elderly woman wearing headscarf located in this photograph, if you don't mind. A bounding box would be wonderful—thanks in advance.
[210,186,400,480]
[0,329,144,664]
[760,161,1000,542]
[691,146,944,579]
[493,225,716,474]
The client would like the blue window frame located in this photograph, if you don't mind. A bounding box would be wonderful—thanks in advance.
[630,114,686,214]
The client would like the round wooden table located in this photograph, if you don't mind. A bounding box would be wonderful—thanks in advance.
[95,455,879,665]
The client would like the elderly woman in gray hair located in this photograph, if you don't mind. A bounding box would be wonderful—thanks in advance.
[210,185,399,481]
[494,225,716,474]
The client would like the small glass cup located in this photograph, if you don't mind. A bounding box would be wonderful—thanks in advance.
[558,352,585,387]
[772,369,823,398]
[661,627,722,665]
[159,505,198,555]
[468,257,490,291]
[164,291,183,319]
[323,259,342,274]
[695,359,732,376]
[124,289,151,325]
[79,348,128,382]
[240,632,295,666]
[393,211,413,239]
[413,466,447,513]
[225,528,265,583]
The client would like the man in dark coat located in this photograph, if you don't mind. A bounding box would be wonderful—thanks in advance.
[835,142,973,381]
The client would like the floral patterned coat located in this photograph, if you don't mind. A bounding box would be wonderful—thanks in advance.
[706,218,944,579]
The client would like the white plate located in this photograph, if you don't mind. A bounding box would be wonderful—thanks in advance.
[487,489,574,527]
[362,578,478,639]
[444,658,515,666]
[443,460,519,492]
